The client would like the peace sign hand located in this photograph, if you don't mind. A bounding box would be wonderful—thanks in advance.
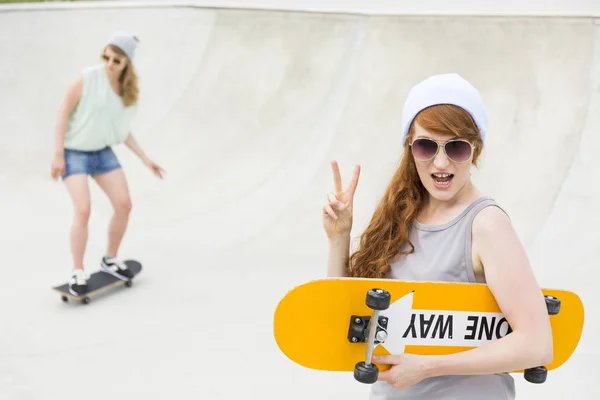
[323,160,361,240]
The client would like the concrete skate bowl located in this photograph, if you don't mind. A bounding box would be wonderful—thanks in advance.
[0,3,597,399]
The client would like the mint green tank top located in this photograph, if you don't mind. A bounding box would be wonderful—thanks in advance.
[64,64,137,151]
[369,196,516,400]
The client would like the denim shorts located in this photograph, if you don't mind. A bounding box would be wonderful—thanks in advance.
[62,147,121,180]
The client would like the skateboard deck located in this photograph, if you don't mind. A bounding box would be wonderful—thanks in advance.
[52,260,142,304]
[273,278,584,384]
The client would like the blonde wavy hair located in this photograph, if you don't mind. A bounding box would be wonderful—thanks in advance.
[102,45,139,107]
[347,104,484,278]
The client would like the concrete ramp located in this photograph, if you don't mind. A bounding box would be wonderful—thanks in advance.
[0,3,597,399]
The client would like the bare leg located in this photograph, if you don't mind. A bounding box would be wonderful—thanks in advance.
[93,168,132,258]
[64,175,91,270]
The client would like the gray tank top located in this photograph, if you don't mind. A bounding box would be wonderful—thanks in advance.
[369,196,516,400]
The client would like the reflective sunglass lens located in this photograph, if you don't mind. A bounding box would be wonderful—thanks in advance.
[412,139,438,160]
[445,141,472,162]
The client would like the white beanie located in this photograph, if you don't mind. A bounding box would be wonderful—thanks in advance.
[107,31,140,60]
[401,73,488,145]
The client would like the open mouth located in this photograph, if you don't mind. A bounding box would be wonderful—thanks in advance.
[431,173,454,186]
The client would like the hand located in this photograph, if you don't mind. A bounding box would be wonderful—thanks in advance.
[373,354,432,391]
[322,160,360,240]
[144,158,166,179]
[50,154,65,181]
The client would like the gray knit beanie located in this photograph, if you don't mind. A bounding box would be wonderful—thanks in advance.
[106,31,140,60]
[401,73,488,146]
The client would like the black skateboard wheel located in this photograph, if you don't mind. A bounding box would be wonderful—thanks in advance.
[524,366,547,384]
[544,295,561,316]
[354,361,379,384]
[61,296,68,302]
[125,280,133,287]
[366,289,391,311]
[82,297,90,305]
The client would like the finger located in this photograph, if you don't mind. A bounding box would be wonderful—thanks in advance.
[327,193,345,209]
[323,204,338,220]
[347,164,361,197]
[377,369,393,382]
[331,160,343,195]
[371,355,396,365]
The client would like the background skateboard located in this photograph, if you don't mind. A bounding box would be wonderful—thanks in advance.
[273,278,584,384]
[53,259,142,304]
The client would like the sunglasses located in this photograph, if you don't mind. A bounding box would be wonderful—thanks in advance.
[410,137,474,163]
[101,54,123,65]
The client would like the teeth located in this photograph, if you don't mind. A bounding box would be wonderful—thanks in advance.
[432,173,452,186]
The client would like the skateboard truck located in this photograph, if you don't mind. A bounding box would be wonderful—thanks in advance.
[523,295,561,384]
[347,315,389,345]
[349,288,391,384]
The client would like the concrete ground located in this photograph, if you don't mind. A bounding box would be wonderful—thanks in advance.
[0,2,597,399]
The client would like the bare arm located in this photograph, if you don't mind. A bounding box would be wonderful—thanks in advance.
[124,133,165,179]
[54,75,83,156]
[424,206,553,377]
[327,235,350,277]
[323,162,361,277]
[124,132,150,164]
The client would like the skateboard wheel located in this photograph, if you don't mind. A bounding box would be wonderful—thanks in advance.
[524,366,547,384]
[61,296,68,303]
[82,297,90,305]
[125,280,133,287]
[354,361,379,384]
[544,295,561,316]
[366,289,391,311]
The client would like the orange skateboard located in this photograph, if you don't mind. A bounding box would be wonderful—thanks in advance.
[273,278,584,384]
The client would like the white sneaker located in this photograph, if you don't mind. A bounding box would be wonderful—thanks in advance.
[100,256,133,280]
[68,269,89,296]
